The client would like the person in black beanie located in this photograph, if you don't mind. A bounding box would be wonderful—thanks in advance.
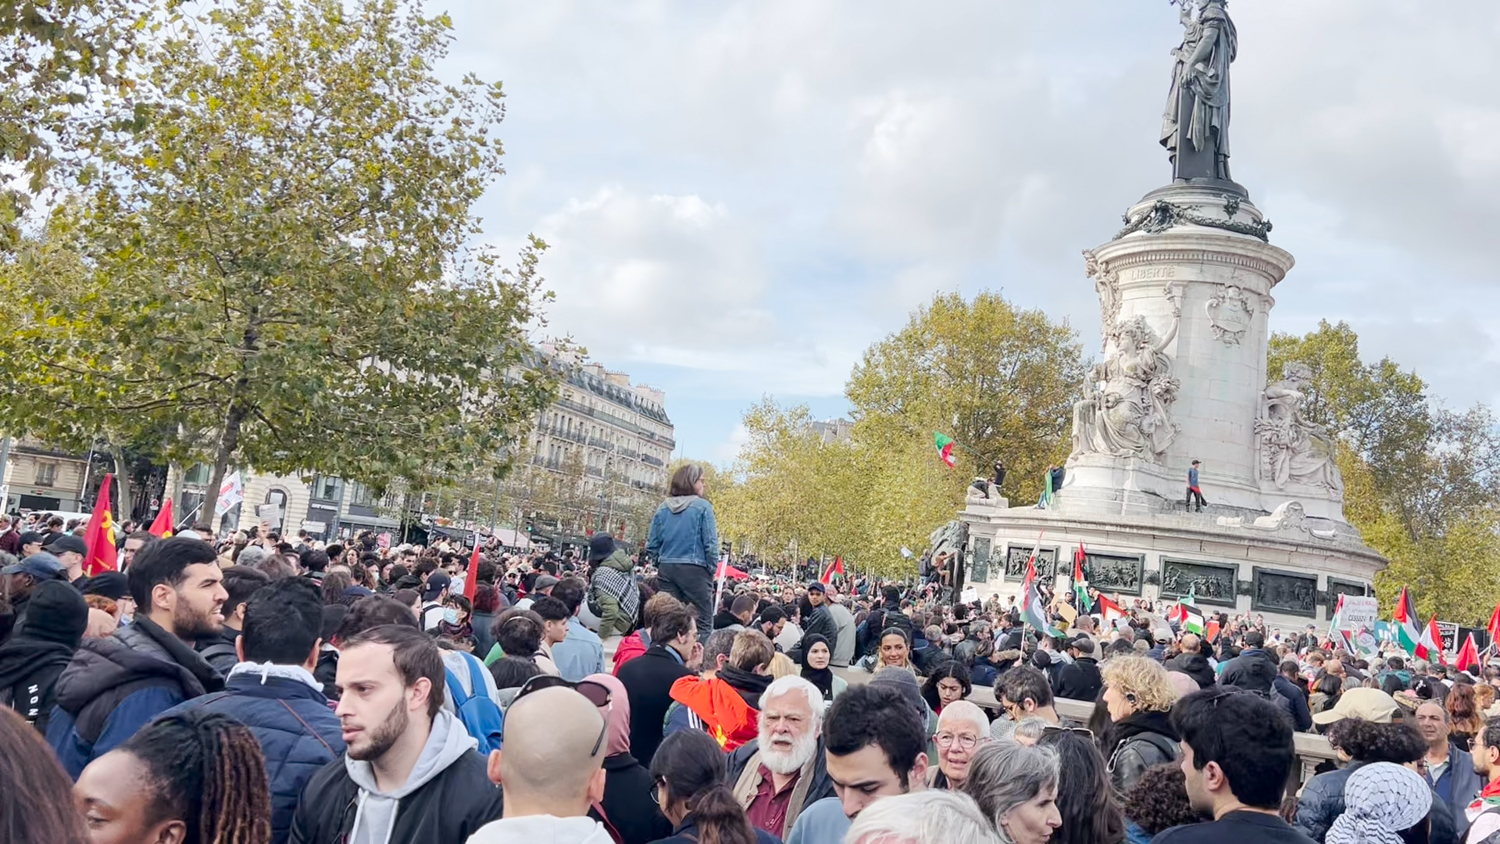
[0,580,88,733]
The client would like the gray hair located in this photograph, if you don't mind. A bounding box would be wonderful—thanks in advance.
[959,740,1060,836]
[759,675,825,727]
[1011,717,1051,745]
[844,789,1002,844]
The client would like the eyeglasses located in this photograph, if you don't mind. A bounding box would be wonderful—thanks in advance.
[515,674,613,757]
[934,732,984,750]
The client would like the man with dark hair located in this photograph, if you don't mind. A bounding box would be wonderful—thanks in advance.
[290,625,503,844]
[198,565,271,675]
[1054,634,1103,701]
[996,666,1065,728]
[549,576,603,681]
[617,599,702,766]
[755,604,788,644]
[119,530,156,572]
[784,683,929,844]
[299,547,330,581]
[1466,717,1500,841]
[1154,688,1313,842]
[163,577,343,844]
[789,582,837,665]
[46,536,228,777]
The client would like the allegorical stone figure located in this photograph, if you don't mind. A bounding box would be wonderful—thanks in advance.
[1161,0,1238,182]
[1072,314,1182,463]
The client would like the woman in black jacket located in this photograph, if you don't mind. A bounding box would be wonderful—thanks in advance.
[586,672,673,844]
[1099,655,1181,795]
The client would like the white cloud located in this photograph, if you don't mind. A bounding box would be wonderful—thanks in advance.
[441,0,1500,454]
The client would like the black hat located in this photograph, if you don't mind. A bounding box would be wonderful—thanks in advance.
[17,531,45,548]
[24,580,88,646]
[806,581,826,594]
[1191,459,1201,465]
[82,571,129,600]
[1,552,66,581]
[588,533,615,563]
[47,535,88,557]
[424,571,451,601]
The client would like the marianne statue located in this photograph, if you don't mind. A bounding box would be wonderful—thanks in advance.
[1161,0,1237,183]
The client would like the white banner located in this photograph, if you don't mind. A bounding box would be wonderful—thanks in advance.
[215,470,244,517]
[1334,596,1379,632]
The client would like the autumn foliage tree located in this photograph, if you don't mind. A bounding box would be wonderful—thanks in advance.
[0,0,559,529]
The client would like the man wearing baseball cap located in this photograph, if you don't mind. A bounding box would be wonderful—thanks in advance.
[45,535,90,586]
[789,582,837,665]
[419,570,451,631]
[1310,686,1399,727]
[515,574,559,612]
[1,552,68,643]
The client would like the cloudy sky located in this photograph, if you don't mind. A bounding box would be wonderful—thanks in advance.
[437,1,1500,462]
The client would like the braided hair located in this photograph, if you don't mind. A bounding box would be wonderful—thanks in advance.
[118,710,272,844]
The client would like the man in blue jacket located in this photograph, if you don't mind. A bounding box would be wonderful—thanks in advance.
[47,537,227,778]
[1416,700,1483,838]
[161,576,344,844]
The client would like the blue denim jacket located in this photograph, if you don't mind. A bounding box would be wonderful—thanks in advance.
[646,496,718,568]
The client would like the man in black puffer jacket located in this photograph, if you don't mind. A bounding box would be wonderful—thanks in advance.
[0,580,87,733]
[1218,629,1300,723]
[163,578,344,844]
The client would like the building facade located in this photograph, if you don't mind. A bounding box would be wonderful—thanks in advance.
[0,438,90,514]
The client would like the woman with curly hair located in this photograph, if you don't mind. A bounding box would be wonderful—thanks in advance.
[1122,763,1198,843]
[922,660,973,714]
[1099,655,1181,794]
[1038,726,1125,844]
[1446,682,1483,752]
[1294,714,1445,842]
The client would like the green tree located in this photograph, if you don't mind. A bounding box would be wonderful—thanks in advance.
[1270,321,1500,623]
[0,0,558,529]
[846,290,1087,505]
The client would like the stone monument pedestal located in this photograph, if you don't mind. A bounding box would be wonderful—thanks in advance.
[962,183,1384,627]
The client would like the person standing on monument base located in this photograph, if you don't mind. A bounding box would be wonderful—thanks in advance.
[1185,460,1207,512]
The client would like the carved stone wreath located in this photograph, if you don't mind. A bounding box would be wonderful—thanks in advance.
[1204,283,1254,345]
[1114,198,1273,242]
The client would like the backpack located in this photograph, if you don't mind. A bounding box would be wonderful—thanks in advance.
[445,651,504,754]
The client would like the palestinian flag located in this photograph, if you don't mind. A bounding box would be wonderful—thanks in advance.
[1418,615,1445,665]
[1097,593,1125,622]
[1072,543,1089,608]
[933,432,957,468]
[820,556,845,585]
[1204,618,1222,644]
[1393,587,1422,657]
[1019,552,1052,635]
[1171,587,1205,636]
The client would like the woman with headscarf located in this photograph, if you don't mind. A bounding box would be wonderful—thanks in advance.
[1325,762,1432,844]
[798,633,847,706]
[585,672,674,844]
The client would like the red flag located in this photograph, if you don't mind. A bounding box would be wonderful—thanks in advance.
[820,556,845,585]
[1457,633,1481,673]
[148,498,175,538]
[463,533,481,601]
[1488,603,1500,649]
[83,474,118,576]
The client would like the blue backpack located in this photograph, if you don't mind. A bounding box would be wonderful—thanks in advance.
[445,651,504,754]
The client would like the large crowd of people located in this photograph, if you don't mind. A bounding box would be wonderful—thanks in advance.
[0,463,1496,843]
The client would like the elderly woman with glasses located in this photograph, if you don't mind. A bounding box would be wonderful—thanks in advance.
[929,700,991,789]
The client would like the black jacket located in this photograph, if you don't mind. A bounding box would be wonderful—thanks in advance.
[46,615,224,778]
[1165,652,1216,688]
[1296,759,1458,844]
[789,605,837,664]
[1054,656,1102,702]
[1219,648,1278,694]
[289,740,503,844]
[590,753,673,844]
[196,626,242,676]
[0,635,76,733]
[617,644,694,767]
[1273,675,1313,732]
[1102,710,1180,795]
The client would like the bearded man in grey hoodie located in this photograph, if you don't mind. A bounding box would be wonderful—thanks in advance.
[289,625,503,844]
[466,684,614,844]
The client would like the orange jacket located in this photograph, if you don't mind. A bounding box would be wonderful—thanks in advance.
[669,675,759,751]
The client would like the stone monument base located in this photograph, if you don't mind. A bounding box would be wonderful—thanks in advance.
[960,493,1384,631]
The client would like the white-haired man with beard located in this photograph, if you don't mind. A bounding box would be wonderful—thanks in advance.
[726,675,836,840]
[289,625,504,844]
